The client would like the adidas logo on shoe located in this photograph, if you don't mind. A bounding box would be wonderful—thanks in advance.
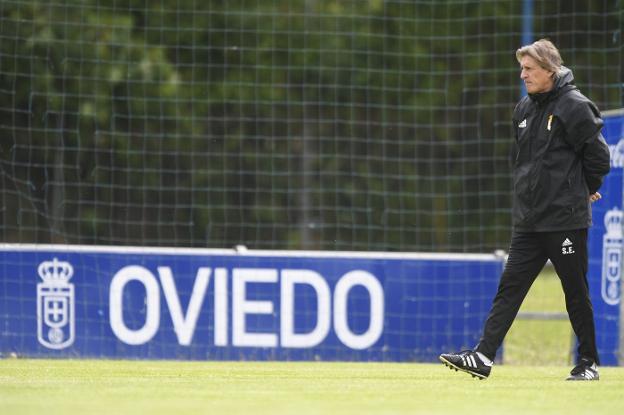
[566,358,599,381]
[439,350,492,380]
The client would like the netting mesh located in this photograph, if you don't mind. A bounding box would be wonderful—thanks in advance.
[0,0,622,251]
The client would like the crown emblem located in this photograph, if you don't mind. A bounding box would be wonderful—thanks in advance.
[38,258,74,284]
[604,207,623,238]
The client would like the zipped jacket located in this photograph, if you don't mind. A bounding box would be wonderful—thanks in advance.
[512,67,610,232]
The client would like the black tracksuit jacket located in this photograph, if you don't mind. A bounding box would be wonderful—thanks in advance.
[511,67,611,232]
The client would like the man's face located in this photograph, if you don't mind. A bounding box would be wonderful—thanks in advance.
[520,55,554,94]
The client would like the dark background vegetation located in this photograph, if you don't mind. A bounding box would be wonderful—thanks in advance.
[1,0,622,252]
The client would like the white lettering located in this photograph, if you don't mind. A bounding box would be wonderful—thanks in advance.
[609,140,624,168]
[333,270,384,350]
[108,265,385,350]
[158,267,211,346]
[110,266,160,345]
[232,268,278,347]
[214,268,228,346]
[280,269,331,348]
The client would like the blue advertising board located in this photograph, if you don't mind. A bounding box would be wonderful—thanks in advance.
[588,109,624,366]
[0,245,503,361]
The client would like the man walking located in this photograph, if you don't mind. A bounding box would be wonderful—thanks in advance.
[439,39,610,380]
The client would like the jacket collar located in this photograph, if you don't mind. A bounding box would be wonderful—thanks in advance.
[528,66,575,105]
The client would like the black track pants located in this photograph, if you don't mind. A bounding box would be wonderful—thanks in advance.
[475,229,600,364]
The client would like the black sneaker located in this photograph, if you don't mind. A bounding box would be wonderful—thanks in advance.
[566,358,599,381]
[439,350,491,379]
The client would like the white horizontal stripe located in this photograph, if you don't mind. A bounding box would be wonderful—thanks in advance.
[603,108,624,117]
[0,243,503,261]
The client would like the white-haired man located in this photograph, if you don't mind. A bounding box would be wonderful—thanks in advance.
[439,39,610,381]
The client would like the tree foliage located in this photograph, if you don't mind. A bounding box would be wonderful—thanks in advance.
[0,0,621,251]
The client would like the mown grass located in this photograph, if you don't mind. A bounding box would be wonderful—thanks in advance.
[504,266,574,365]
[1,359,623,415]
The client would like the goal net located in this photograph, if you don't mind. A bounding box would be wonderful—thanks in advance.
[1,0,621,252]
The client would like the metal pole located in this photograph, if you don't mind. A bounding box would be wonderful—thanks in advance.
[299,0,316,249]
[520,0,534,97]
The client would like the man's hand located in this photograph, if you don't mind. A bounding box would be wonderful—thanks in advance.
[589,192,602,203]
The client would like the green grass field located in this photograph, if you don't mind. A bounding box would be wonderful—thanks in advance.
[505,266,574,365]
[2,267,622,415]
[1,359,624,415]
